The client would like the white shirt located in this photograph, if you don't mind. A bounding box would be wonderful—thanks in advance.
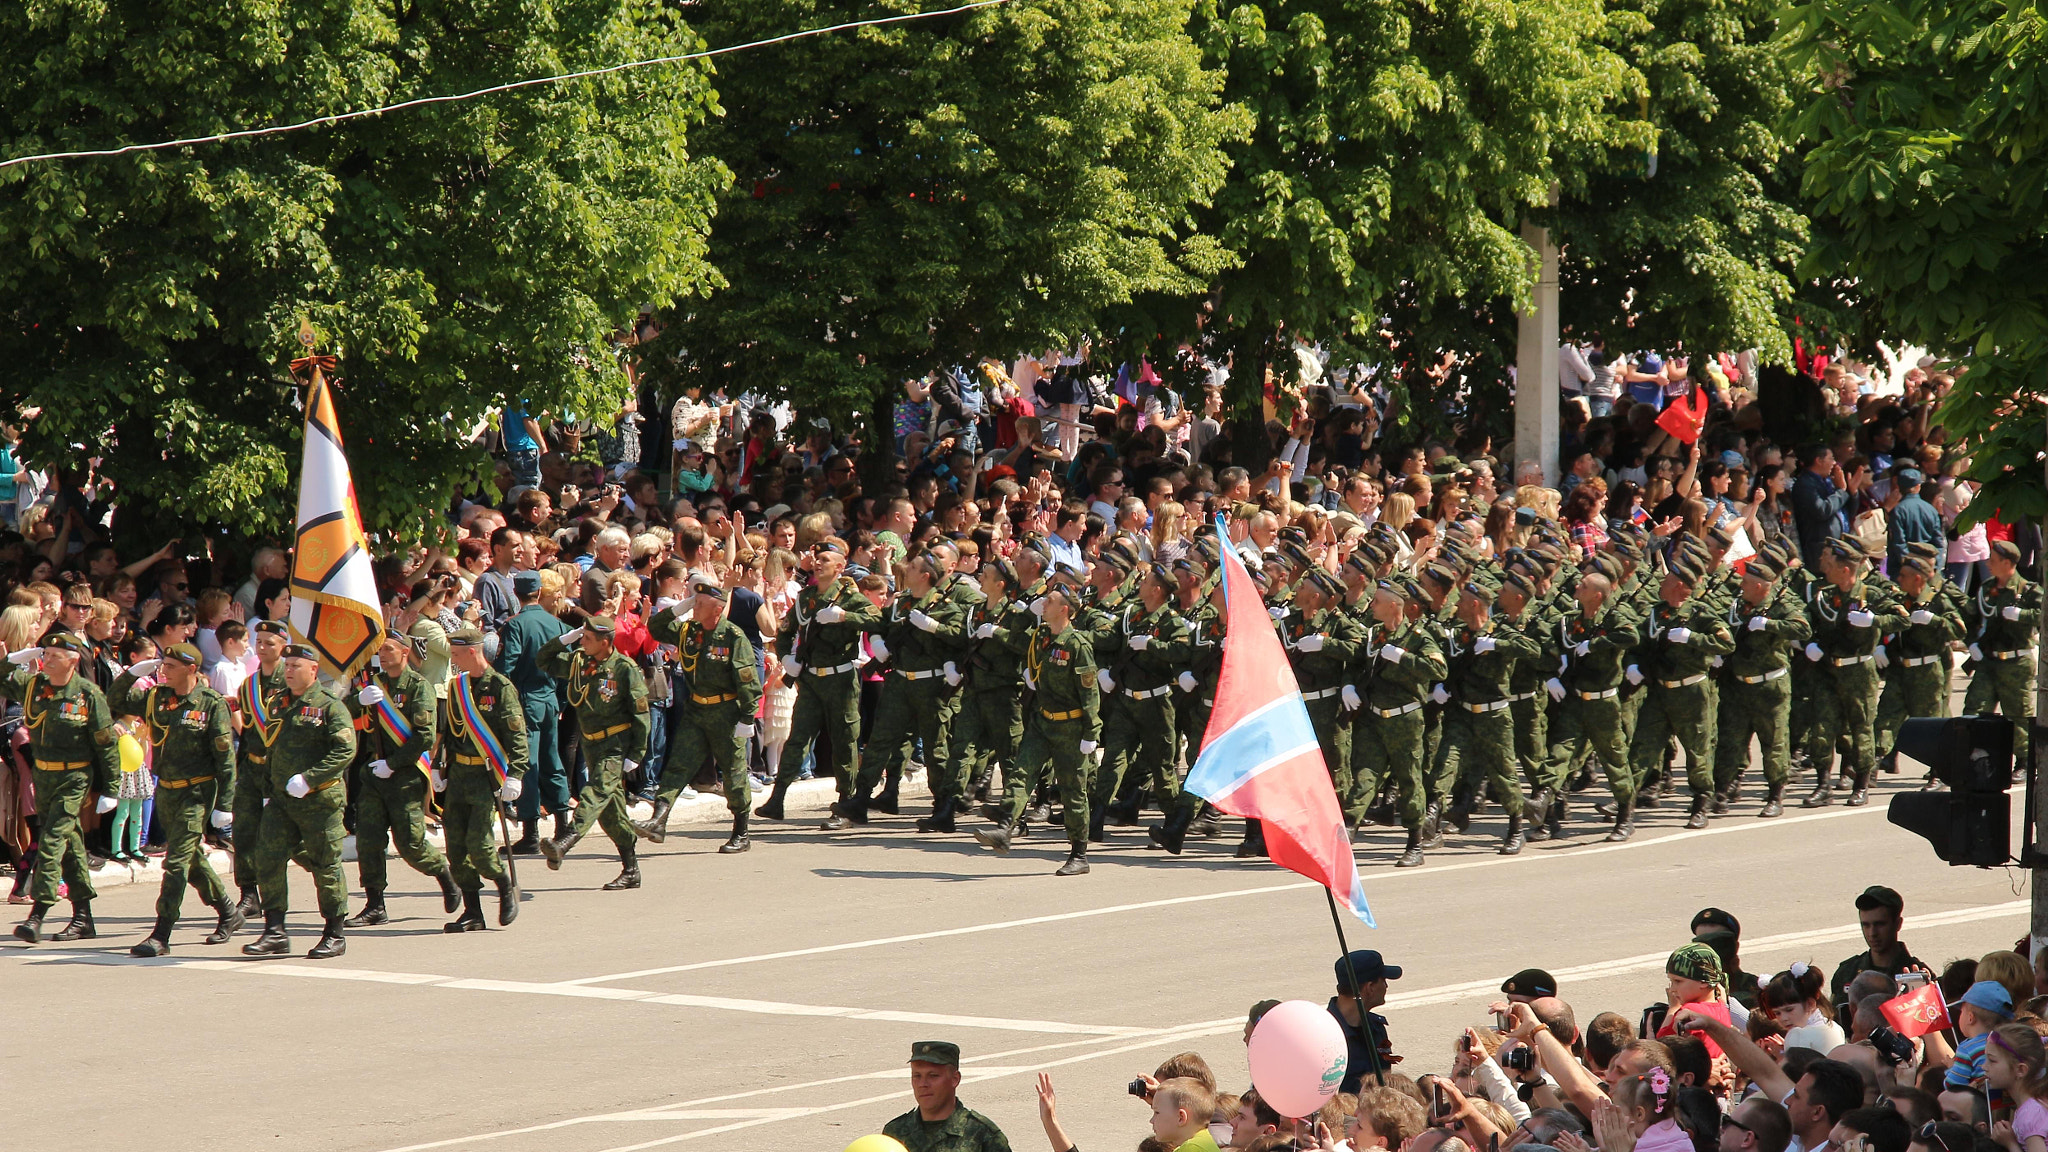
[207,653,254,698]
[1560,343,1594,394]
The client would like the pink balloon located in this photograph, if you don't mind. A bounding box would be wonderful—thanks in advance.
[1247,999,1350,1119]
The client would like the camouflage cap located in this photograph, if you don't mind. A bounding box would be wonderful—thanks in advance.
[163,643,203,666]
[909,1040,961,1067]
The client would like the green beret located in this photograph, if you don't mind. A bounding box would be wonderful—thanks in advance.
[1706,525,1738,551]
[1992,540,2021,563]
[253,619,290,636]
[1461,580,1497,604]
[1905,541,1943,561]
[1305,568,1345,599]
[1665,560,1702,587]
[586,614,619,635]
[447,624,486,647]
[43,632,89,656]
[1421,562,1461,590]
[164,643,203,666]
[283,643,320,663]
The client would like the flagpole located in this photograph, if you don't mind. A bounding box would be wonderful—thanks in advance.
[497,797,520,891]
[1326,889,1386,1087]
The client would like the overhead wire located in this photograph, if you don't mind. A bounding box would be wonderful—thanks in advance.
[0,0,1012,172]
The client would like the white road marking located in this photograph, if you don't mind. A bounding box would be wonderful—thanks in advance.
[564,803,1892,986]
[366,896,2032,1152]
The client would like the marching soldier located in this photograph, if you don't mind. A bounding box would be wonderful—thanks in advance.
[1498,563,1565,840]
[757,540,881,821]
[1438,578,1539,854]
[537,617,652,890]
[1147,552,1224,855]
[441,625,531,930]
[974,587,1101,875]
[1091,563,1191,840]
[929,556,1032,833]
[1626,559,1735,830]
[1351,576,1447,868]
[646,584,761,852]
[1801,540,1905,807]
[1962,539,2040,769]
[7,632,121,944]
[228,619,290,918]
[1715,557,1809,818]
[111,643,244,956]
[836,549,967,829]
[1875,546,1964,773]
[345,628,459,927]
[243,643,356,960]
[1286,566,1364,823]
[1543,567,1643,843]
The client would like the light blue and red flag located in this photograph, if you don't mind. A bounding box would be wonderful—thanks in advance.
[1183,521,1376,926]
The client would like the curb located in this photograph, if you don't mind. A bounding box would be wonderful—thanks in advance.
[57,847,236,892]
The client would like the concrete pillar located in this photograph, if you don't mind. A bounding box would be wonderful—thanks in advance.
[1515,220,1561,485]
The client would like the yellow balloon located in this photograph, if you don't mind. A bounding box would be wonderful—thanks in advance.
[844,1137,908,1152]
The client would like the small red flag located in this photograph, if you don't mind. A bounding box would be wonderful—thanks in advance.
[1655,385,1709,443]
[1881,984,1952,1038]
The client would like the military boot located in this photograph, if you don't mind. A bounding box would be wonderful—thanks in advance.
[1148,805,1195,855]
[204,897,246,945]
[1800,773,1833,808]
[1846,771,1872,807]
[1444,783,1477,833]
[973,821,1018,856]
[1636,769,1664,810]
[1087,809,1107,843]
[1546,796,1565,841]
[13,902,50,943]
[1420,801,1445,849]
[1498,812,1525,856]
[445,889,487,933]
[821,790,868,830]
[343,889,388,927]
[241,910,290,956]
[435,867,460,913]
[131,918,176,957]
[1524,789,1553,842]
[968,764,996,804]
[753,780,791,821]
[872,770,901,815]
[234,887,263,919]
[539,826,585,870]
[719,811,751,854]
[602,845,641,891]
[1235,819,1267,859]
[306,916,347,959]
[1759,782,1785,819]
[1394,827,1425,868]
[1685,792,1710,830]
[1605,798,1635,843]
[1054,843,1089,877]
[634,797,674,843]
[509,820,540,855]
[1188,803,1223,838]
[496,873,520,926]
[51,900,95,941]
[915,797,957,833]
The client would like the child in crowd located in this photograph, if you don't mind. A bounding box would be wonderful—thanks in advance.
[1151,1077,1218,1152]
[1948,981,2017,1090]
[1990,1023,2048,1152]
[106,709,150,864]
[207,619,252,697]
[1614,1069,1693,1152]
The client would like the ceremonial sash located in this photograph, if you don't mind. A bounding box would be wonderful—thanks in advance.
[238,675,272,735]
[454,673,511,787]
[370,686,433,774]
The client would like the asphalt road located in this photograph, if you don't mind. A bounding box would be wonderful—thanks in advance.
[2,763,2029,1152]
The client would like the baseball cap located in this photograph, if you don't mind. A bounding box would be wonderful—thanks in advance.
[1337,950,1401,989]
[1955,980,2014,1020]
[1854,885,1904,914]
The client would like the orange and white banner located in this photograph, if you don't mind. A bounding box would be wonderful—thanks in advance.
[288,369,382,680]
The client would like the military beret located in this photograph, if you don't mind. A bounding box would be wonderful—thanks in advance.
[1992,540,2022,563]
[696,580,730,603]
[253,619,290,636]
[812,538,849,557]
[42,632,88,656]
[985,557,1020,590]
[1278,526,1311,548]
[585,615,619,635]
[1585,554,1623,583]
[1665,560,1702,586]
[1368,522,1402,547]
[1016,542,1053,569]
[1824,539,1864,566]
[447,624,486,647]
[1098,549,1135,576]
[1607,536,1641,561]
[909,1040,960,1067]
[1346,547,1385,576]
[163,643,203,666]
[1172,556,1198,575]
[282,642,320,662]
[385,625,410,644]
[512,570,543,596]
[1279,541,1319,572]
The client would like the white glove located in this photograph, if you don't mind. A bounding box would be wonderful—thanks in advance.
[1804,643,1824,662]
[1970,643,1985,662]
[1268,605,1288,620]
[430,770,447,794]
[1875,646,1890,669]
[908,609,937,632]
[262,798,270,808]
[815,604,846,624]
[1573,640,1591,657]
[357,684,386,706]
[370,759,393,779]
[1023,669,1037,690]
[6,647,40,667]
[498,778,523,802]
[1667,627,1692,645]
[1748,615,1767,632]
[1473,637,1496,654]
[784,659,803,677]
[1429,684,1450,705]
[1296,634,1325,653]
[870,636,890,661]
[1709,655,1724,669]
[1909,609,1935,625]
[560,627,585,644]
[1341,685,1362,711]
[624,759,641,773]
[1544,678,1567,702]
[2005,605,2023,621]
[211,810,233,829]
[286,774,311,798]
[1096,669,1115,693]
[1847,609,1875,628]
[1030,598,1046,617]
[95,795,118,814]
[1625,664,1644,686]
[942,661,962,687]
[1380,644,1406,664]
[1078,740,1099,755]
[734,722,755,739]
[1129,633,1151,651]
[1178,671,1198,693]
[975,623,997,640]
[127,658,163,677]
